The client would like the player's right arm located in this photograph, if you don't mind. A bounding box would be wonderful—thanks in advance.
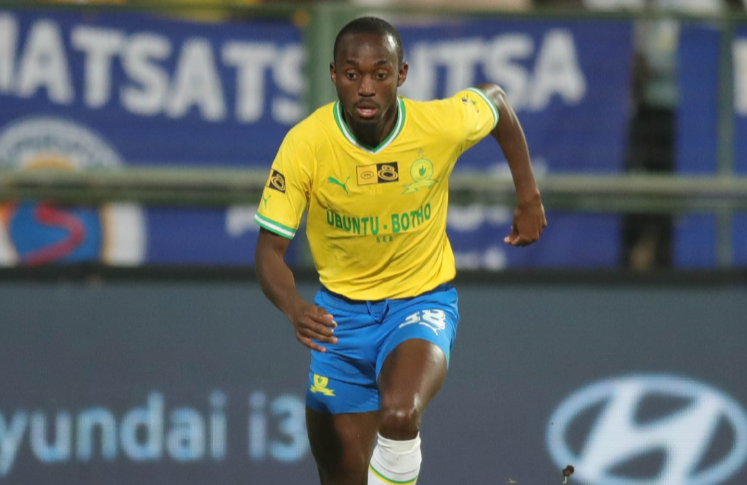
[254,128,337,353]
[255,229,337,353]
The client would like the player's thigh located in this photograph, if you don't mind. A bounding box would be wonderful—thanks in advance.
[376,287,458,426]
[378,338,448,416]
[306,407,379,485]
[306,373,381,484]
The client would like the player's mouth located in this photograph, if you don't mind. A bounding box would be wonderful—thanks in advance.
[355,104,379,119]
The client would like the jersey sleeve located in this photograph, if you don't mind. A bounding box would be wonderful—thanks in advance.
[254,131,313,239]
[452,87,500,153]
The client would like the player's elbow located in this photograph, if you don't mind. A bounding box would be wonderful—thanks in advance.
[475,83,508,109]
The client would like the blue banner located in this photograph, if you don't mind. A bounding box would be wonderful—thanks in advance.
[674,25,747,268]
[734,27,747,266]
[0,203,306,266]
[396,19,633,174]
[0,10,302,266]
[736,27,747,174]
[0,11,631,267]
[675,25,720,175]
[395,19,633,268]
[673,25,719,267]
[447,207,620,268]
[0,10,303,167]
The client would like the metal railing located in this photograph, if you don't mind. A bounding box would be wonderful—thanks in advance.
[2,169,747,214]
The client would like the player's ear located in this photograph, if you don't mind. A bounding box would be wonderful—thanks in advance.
[330,62,337,84]
[397,62,408,87]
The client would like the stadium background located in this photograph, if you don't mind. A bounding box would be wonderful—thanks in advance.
[0,1,746,484]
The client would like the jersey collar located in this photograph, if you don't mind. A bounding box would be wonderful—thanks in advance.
[333,98,406,155]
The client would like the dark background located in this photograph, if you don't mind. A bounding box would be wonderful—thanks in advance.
[1,272,746,485]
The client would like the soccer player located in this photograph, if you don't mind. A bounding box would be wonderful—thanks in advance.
[254,16,546,485]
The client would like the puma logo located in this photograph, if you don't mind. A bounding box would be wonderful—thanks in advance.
[327,176,350,195]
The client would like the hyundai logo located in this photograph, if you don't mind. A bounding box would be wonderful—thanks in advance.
[546,375,747,485]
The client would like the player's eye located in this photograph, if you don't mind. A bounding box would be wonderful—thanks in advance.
[346,72,358,80]
[376,72,388,80]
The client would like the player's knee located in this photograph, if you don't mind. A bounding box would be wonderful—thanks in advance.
[378,404,421,440]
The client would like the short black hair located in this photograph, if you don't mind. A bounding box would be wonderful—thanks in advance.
[333,17,404,65]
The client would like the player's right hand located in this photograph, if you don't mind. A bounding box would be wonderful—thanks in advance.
[289,302,338,353]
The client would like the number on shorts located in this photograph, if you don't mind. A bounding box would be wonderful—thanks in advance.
[399,309,447,336]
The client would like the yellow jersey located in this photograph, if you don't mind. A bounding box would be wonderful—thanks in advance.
[255,88,499,300]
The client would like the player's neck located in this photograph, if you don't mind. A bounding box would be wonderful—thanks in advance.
[345,103,399,149]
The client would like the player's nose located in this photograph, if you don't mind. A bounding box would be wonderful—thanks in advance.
[358,76,375,96]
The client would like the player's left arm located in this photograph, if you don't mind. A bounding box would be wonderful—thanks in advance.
[476,83,548,247]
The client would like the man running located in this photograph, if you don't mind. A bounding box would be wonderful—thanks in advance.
[255,16,546,485]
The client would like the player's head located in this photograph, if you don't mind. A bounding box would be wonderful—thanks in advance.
[331,17,408,127]
[333,17,404,66]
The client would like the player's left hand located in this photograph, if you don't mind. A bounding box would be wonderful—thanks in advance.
[504,197,547,247]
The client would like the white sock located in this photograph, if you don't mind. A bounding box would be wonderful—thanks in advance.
[368,433,422,485]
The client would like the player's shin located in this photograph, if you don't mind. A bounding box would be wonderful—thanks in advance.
[368,433,422,485]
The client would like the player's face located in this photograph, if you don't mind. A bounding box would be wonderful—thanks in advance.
[331,33,408,127]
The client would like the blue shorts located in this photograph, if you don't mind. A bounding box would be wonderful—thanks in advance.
[306,284,459,414]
